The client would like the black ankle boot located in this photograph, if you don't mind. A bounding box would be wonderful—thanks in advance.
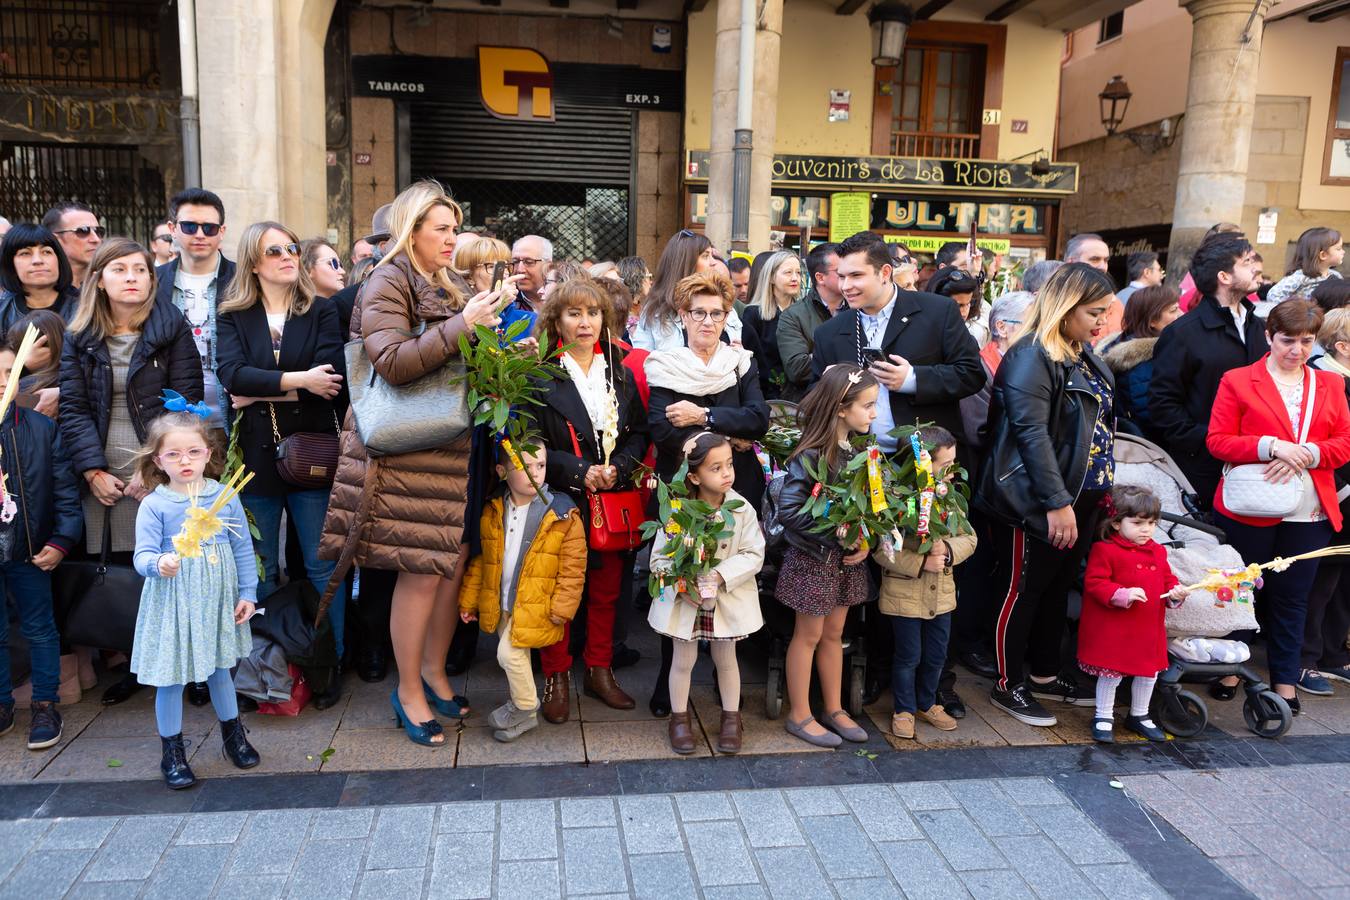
[160,734,196,789]
[220,717,260,769]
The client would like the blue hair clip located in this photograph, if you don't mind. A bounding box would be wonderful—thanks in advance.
[162,389,211,420]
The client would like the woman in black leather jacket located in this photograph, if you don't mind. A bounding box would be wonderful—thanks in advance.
[974,263,1118,729]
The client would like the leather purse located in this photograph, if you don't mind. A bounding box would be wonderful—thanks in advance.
[567,421,646,552]
[270,402,339,489]
[55,511,143,653]
[1222,369,1315,518]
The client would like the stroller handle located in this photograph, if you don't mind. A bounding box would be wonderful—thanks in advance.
[1158,510,1227,542]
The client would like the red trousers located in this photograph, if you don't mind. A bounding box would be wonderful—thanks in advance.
[541,549,623,675]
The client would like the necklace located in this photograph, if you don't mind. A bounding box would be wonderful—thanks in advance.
[1267,361,1303,386]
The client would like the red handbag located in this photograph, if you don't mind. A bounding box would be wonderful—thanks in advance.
[567,422,646,552]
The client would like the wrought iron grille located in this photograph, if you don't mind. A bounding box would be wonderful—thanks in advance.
[0,143,166,244]
[449,179,630,263]
[0,0,165,89]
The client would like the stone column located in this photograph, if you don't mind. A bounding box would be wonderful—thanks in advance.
[1165,0,1271,285]
[706,0,782,253]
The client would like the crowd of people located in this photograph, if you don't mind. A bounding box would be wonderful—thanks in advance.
[0,179,1346,788]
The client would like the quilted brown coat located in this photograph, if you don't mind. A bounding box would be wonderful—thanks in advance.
[318,254,472,578]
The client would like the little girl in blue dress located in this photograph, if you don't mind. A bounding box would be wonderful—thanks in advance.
[131,410,259,789]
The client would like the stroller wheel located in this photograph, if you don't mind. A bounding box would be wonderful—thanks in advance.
[764,665,784,720]
[1243,690,1293,739]
[1154,689,1207,738]
[847,659,866,717]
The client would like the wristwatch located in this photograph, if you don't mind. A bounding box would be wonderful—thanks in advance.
[703,407,715,428]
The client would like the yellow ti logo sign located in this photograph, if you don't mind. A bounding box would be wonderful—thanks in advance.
[478,46,554,122]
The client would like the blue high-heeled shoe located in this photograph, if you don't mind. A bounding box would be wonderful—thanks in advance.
[422,679,471,719]
[391,690,446,747]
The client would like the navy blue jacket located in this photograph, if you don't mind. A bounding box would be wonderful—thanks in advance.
[0,405,82,557]
[1102,335,1156,432]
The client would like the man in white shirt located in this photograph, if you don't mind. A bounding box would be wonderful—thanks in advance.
[1117,251,1163,305]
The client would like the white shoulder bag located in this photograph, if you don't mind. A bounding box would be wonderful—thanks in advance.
[1221,370,1315,518]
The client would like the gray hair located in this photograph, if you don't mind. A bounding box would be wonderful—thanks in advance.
[513,234,553,261]
[990,291,1034,328]
[1022,259,1063,295]
[1064,233,1104,263]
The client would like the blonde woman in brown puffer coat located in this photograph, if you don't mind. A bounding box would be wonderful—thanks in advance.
[319,180,516,747]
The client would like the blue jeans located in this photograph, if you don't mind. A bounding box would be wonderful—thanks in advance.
[890,612,952,715]
[243,490,346,656]
[0,561,59,705]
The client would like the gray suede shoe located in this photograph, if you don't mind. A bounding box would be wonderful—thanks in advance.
[491,703,539,743]
[785,714,842,748]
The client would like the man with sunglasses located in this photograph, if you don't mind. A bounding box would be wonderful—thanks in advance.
[155,188,233,432]
[41,202,103,288]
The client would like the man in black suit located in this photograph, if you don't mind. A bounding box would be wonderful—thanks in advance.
[810,232,985,718]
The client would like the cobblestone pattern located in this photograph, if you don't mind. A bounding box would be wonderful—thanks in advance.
[0,777,1167,899]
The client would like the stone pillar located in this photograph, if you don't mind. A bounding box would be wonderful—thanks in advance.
[195,0,335,246]
[706,0,782,253]
[1165,0,1271,285]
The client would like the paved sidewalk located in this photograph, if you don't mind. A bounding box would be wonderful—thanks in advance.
[0,776,1173,900]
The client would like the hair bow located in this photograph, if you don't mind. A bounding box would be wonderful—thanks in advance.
[1100,492,1118,518]
[162,389,211,420]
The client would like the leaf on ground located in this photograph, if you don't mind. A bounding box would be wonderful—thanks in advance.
[106,758,123,768]
[319,747,336,762]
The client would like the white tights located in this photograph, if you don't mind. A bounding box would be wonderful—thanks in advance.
[669,639,741,714]
[1094,674,1158,721]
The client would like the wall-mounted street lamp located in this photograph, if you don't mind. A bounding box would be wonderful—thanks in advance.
[869,2,914,67]
[1099,75,1132,136]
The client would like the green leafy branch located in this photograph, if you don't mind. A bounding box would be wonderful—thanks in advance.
[887,422,972,554]
[223,410,265,580]
[759,423,801,470]
[639,461,742,600]
[796,438,903,552]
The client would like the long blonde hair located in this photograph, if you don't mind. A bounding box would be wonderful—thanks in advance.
[377,180,466,308]
[69,237,157,339]
[1013,262,1116,363]
[218,221,316,317]
[751,250,800,322]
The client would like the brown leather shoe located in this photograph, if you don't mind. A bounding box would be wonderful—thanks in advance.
[717,710,743,754]
[584,666,635,710]
[668,711,696,754]
[541,672,571,724]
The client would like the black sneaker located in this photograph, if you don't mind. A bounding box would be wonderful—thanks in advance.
[936,689,966,720]
[27,702,62,750]
[991,684,1057,727]
[0,702,13,738]
[1029,675,1095,707]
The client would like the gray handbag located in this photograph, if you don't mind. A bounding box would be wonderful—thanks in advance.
[344,318,471,457]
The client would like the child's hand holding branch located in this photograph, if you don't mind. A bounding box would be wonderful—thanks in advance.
[158,552,181,577]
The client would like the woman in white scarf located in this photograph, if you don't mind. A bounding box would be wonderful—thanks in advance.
[644,271,770,716]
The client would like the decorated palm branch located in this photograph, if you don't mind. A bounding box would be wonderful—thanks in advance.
[887,423,972,554]
[640,460,742,603]
[796,437,904,555]
[171,467,255,560]
[1182,549,1350,600]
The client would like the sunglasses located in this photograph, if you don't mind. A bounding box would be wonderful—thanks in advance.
[323,257,342,271]
[678,229,697,239]
[53,225,105,239]
[152,234,174,244]
[176,221,221,237]
[264,243,301,259]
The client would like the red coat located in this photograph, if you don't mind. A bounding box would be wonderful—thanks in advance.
[1207,357,1350,530]
[1079,535,1178,676]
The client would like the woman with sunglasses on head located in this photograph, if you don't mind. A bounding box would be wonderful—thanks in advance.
[890,244,919,291]
[633,230,745,351]
[301,238,346,299]
[60,237,204,705]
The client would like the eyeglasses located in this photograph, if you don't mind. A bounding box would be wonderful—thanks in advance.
[264,243,301,259]
[686,309,727,322]
[157,447,209,463]
[511,257,543,267]
[53,225,105,240]
[152,234,174,244]
[324,257,342,271]
[176,221,221,237]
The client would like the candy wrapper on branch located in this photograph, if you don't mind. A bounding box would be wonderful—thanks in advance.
[1181,547,1350,597]
[639,461,742,608]
[886,423,971,554]
[796,439,905,558]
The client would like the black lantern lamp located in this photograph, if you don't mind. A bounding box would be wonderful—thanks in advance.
[869,2,914,67]
[1099,75,1132,136]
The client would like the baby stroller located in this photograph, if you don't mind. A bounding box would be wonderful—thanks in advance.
[758,400,869,720]
[1113,433,1293,739]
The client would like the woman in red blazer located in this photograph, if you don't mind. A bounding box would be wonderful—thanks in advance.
[1207,300,1350,712]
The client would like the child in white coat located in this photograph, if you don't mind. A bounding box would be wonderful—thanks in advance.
[649,432,765,755]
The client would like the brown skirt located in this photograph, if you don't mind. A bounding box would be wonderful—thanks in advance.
[776,546,870,616]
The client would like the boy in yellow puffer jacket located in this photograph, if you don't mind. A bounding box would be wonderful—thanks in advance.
[460,444,586,742]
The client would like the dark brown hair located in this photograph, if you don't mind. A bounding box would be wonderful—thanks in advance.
[534,278,620,352]
[1289,227,1342,277]
[1311,278,1350,313]
[1099,484,1163,540]
[6,308,64,390]
[1265,298,1324,339]
[1122,285,1180,338]
[682,431,733,495]
[789,363,880,472]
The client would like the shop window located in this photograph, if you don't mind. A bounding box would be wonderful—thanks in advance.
[1325,47,1350,186]
[888,43,984,159]
[1098,12,1124,45]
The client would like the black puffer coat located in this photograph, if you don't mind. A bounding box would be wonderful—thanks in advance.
[0,286,80,334]
[59,298,203,476]
[0,406,83,556]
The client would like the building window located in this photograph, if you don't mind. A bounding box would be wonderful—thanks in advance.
[1098,12,1124,45]
[1326,47,1350,186]
[888,43,985,158]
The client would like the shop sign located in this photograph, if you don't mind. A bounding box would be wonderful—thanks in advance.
[353,55,683,112]
[885,234,1012,254]
[685,150,1077,196]
[883,200,1042,234]
[0,89,178,144]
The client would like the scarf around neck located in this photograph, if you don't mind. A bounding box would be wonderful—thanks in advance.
[643,343,752,396]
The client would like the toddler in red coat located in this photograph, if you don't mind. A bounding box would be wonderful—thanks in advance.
[1080,485,1190,743]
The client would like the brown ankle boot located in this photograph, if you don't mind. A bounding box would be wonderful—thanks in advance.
[668,711,696,754]
[584,667,635,710]
[541,672,571,724]
[717,710,743,754]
